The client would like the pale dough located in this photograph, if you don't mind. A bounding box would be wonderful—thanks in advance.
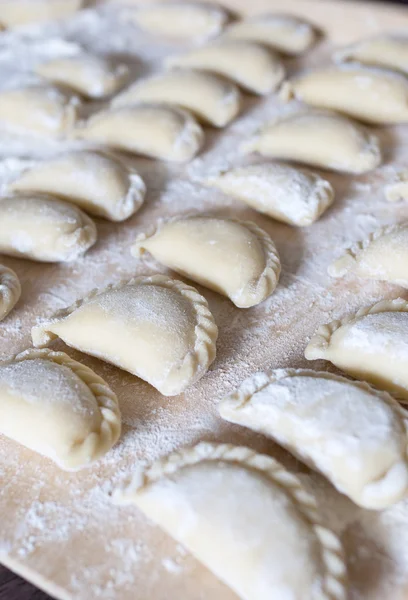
[241,109,382,173]
[334,35,408,75]
[111,70,241,128]
[0,84,79,137]
[32,275,218,397]
[0,194,96,262]
[0,264,21,322]
[328,223,408,286]
[0,0,82,28]
[305,298,408,402]
[116,442,347,600]
[166,40,285,95]
[132,216,281,308]
[122,2,228,40]
[204,163,334,226]
[9,151,146,222]
[0,348,121,471]
[284,65,408,124]
[385,169,408,202]
[36,54,129,99]
[219,369,408,509]
[222,13,317,55]
[73,105,204,162]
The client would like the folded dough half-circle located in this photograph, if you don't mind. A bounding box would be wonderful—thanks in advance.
[36,54,130,99]
[305,298,408,401]
[0,264,21,321]
[284,65,408,124]
[219,369,408,509]
[116,442,347,600]
[73,104,204,162]
[0,348,121,470]
[166,40,285,95]
[0,84,79,136]
[111,70,241,128]
[132,216,281,308]
[9,151,146,222]
[222,13,317,55]
[0,0,82,28]
[32,275,218,396]
[241,109,381,173]
[0,194,96,262]
[334,35,408,76]
[122,2,228,40]
[204,163,334,226]
[328,223,408,285]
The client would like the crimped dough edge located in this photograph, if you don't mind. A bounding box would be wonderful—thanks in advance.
[1,347,121,470]
[131,215,280,308]
[31,274,218,395]
[304,297,408,360]
[0,264,21,321]
[116,441,347,600]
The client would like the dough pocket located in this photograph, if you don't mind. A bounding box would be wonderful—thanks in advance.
[0,265,21,321]
[132,216,281,308]
[0,348,121,470]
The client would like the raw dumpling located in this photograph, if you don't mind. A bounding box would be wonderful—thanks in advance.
[131,216,281,308]
[283,66,408,124]
[0,0,82,28]
[305,298,408,401]
[0,195,96,262]
[334,35,408,75]
[73,105,204,162]
[0,265,21,321]
[111,70,241,128]
[0,85,79,136]
[9,151,146,222]
[32,275,218,396]
[0,348,120,470]
[123,2,228,40]
[385,169,408,202]
[166,40,285,95]
[223,13,317,55]
[328,223,408,285]
[204,163,334,226]
[219,369,408,509]
[116,442,347,600]
[35,54,129,99]
[241,109,381,173]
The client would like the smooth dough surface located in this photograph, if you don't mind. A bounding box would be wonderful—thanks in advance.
[0,0,82,27]
[35,54,129,99]
[116,442,347,600]
[32,275,218,396]
[220,370,408,509]
[123,2,228,40]
[112,70,241,128]
[132,217,281,308]
[0,194,96,262]
[334,35,408,75]
[9,151,146,222]
[305,298,408,402]
[0,85,79,136]
[0,264,21,322]
[223,13,317,55]
[166,40,285,95]
[329,223,408,285]
[74,105,204,162]
[285,66,408,124]
[204,163,334,226]
[241,109,382,173]
[0,348,120,470]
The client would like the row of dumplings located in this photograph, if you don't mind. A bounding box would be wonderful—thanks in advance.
[5,296,408,598]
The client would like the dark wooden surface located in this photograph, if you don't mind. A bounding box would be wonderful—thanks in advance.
[0,565,52,600]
